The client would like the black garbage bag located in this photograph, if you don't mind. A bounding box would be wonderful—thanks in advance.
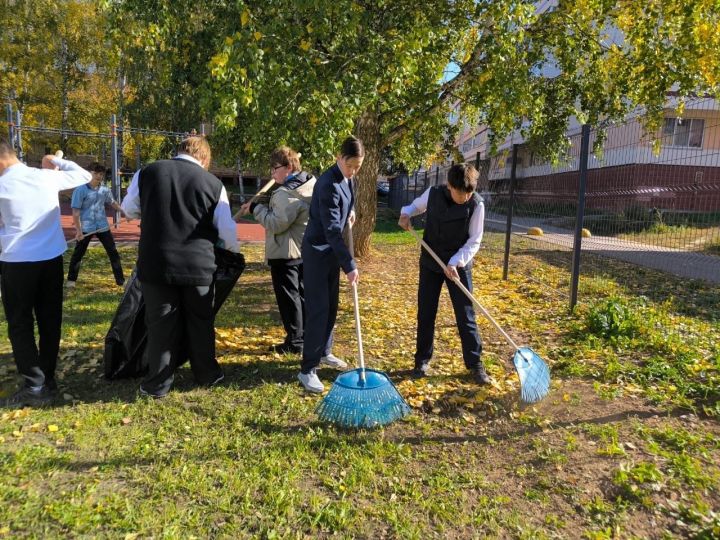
[103,248,246,379]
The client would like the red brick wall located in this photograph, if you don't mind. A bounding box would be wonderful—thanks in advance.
[507,164,720,212]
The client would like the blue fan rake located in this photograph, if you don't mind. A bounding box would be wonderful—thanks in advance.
[408,228,550,404]
[316,282,411,428]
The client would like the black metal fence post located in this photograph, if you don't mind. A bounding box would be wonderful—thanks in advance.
[6,103,13,145]
[502,144,519,280]
[570,124,591,310]
[110,114,120,228]
[14,111,24,162]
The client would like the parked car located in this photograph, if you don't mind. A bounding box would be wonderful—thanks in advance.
[377,181,390,196]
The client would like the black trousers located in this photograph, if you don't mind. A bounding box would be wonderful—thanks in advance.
[141,281,222,395]
[415,264,482,370]
[300,246,339,373]
[270,262,304,348]
[1,256,64,388]
[68,230,124,285]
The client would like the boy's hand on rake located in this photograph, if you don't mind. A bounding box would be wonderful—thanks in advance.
[444,264,460,281]
[398,213,411,231]
[346,268,359,286]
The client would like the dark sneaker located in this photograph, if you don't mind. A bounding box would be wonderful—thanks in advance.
[207,372,225,388]
[270,342,302,354]
[138,385,168,400]
[472,365,492,385]
[2,385,55,409]
[412,362,430,379]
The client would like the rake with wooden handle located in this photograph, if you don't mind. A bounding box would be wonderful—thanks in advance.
[407,227,550,403]
[67,226,112,247]
[232,178,276,222]
[315,227,411,427]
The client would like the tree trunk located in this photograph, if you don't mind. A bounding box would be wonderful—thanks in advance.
[353,108,382,258]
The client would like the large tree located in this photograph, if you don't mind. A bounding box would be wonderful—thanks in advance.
[113,0,720,255]
[0,0,116,155]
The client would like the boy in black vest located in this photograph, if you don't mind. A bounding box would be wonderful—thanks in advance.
[398,163,491,385]
[120,136,239,398]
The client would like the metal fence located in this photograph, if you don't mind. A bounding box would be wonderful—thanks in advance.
[4,104,196,226]
[389,98,720,305]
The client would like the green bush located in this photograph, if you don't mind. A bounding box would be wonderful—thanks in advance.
[585,298,642,339]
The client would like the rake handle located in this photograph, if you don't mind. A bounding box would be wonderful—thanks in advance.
[347,228,366,384]
[233,178,276,221]
[248,178,276,204]
[407,227,520,351]
[67,226,112,246]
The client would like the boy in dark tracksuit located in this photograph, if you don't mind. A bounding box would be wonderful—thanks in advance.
[398,163,491,385]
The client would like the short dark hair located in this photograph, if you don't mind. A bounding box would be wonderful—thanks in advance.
[89,162,106,174]
[270,146,301,171]
[447,163,479,193]
[0,138,15,157]
[339,136,364,159]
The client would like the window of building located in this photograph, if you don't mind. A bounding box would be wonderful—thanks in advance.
[662,118,704,148]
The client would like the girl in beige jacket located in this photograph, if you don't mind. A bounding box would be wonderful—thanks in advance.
[239,146,316,353]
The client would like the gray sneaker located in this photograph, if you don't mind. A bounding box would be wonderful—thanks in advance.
[64,280,76,289]
[297,370,324,393]
[320,354,348,370]
[2,385,55,409]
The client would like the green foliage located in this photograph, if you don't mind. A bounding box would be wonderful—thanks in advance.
[0,1,117,156]
[585,297,641,339]
[613,461,664,505]
[106,0,720,255]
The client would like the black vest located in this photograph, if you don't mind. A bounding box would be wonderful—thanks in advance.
[137,158,222,285]
[421,186,480,272]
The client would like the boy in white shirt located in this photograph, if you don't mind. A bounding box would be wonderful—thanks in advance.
[398,163,491,385]
[0,140,91,408]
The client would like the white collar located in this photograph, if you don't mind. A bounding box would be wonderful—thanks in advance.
[174,154,203,167]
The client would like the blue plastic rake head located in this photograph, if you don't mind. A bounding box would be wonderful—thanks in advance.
[316,368,412,429]
[513,347,551,404]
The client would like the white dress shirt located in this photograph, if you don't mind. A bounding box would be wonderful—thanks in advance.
[0,158,91,262]
[401,186,485,268]
[121,154,239,252]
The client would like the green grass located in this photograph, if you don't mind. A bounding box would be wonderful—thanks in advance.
[0,226,719,538]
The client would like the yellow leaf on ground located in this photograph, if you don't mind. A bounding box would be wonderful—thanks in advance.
[47,425,59,432]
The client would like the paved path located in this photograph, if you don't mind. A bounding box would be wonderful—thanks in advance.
[485,212,720,284]
[60,203,265,245]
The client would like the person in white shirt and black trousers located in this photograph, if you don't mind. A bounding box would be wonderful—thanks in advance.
[121,136,239,398]
[398,163,492,385]
[0,139,92,408]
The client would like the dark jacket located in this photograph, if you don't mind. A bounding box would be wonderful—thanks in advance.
[137,158,222,286]
[302,163,356,273]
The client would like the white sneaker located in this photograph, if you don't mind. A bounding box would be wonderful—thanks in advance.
[65,280,76,288]
[297,371,324,393]
[320,354,348,370]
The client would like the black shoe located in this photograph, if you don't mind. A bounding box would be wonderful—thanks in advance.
[270,342,303,354]
[2,385,55,409]
[45,379,59,395]
[207,372,225,388]
[412,362,430,379]
[472,365,492,385]
[138,385,168,400]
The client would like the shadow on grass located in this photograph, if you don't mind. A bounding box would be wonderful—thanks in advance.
[0,349,346,407]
